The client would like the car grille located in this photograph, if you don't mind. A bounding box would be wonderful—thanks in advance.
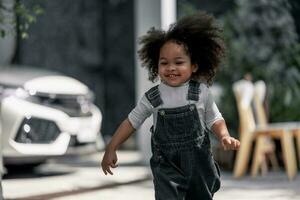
[15,117,61,144]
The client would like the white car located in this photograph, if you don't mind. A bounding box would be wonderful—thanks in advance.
[0,66,104,166]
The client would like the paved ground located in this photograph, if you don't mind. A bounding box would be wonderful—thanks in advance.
[2,151,300,200]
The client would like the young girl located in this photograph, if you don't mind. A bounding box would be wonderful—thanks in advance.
[101,12,240,199]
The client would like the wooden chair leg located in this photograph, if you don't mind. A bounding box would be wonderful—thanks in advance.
[265,140,280,172]
[280,130,297,180]
[260,156,268,176]
[251,135,265,177]
[294,129,300,166]
[234,133,253,178]
[268,152,280,171]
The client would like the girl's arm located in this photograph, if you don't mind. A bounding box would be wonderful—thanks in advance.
[211,120,240,151]
[101,118,135,175]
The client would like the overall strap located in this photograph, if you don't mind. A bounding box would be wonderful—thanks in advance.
[145,85,163,108]
[187,80,200,101]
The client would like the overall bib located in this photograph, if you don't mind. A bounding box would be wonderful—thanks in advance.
[146,80,221,200]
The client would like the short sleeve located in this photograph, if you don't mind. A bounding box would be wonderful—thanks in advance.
[204,87,224,130]
[128,94,153,129]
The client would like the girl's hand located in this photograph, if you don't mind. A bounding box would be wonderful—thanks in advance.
[221,136,240,151]
[101,149,118,175]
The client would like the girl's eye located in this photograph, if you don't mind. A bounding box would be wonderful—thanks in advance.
[176,61,184,65]
[160,62,167,65]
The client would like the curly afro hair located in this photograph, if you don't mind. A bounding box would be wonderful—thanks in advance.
[138,11,225,85]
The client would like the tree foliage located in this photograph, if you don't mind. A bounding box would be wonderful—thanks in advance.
[219,0,300,135]
[0,0,43,38]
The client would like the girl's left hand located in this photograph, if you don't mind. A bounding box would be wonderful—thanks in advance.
[221,136,240,151]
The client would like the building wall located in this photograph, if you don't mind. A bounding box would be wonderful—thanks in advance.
[14,0,135,140]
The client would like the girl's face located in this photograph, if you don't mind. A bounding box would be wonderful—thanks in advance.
[158,41,198,87]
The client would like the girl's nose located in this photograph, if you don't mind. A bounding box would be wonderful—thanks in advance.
[166,65,176,71]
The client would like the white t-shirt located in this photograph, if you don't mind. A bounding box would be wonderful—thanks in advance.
[128,81,224,131]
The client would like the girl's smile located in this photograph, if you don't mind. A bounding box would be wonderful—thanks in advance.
[158,41,197,87]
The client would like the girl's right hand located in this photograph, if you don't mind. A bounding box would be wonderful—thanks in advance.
[101,149,118,175]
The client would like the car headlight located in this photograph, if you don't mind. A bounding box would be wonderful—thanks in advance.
[13,87,94,117]
[14,88,50,104]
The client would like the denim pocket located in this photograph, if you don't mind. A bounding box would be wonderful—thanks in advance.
[210,160,221,193]
[214,160,221,177]
[163,114,201,140]
[150,153,162,169]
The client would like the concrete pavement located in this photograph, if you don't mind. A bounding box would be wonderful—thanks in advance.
[2,150,300,200]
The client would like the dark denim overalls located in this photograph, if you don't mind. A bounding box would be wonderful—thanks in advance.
[145,80,221,200]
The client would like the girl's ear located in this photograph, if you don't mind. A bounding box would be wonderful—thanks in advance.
[192,64,198,73]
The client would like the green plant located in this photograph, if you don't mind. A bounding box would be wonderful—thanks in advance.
[0,0,43,38]
[219,0,300,136]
